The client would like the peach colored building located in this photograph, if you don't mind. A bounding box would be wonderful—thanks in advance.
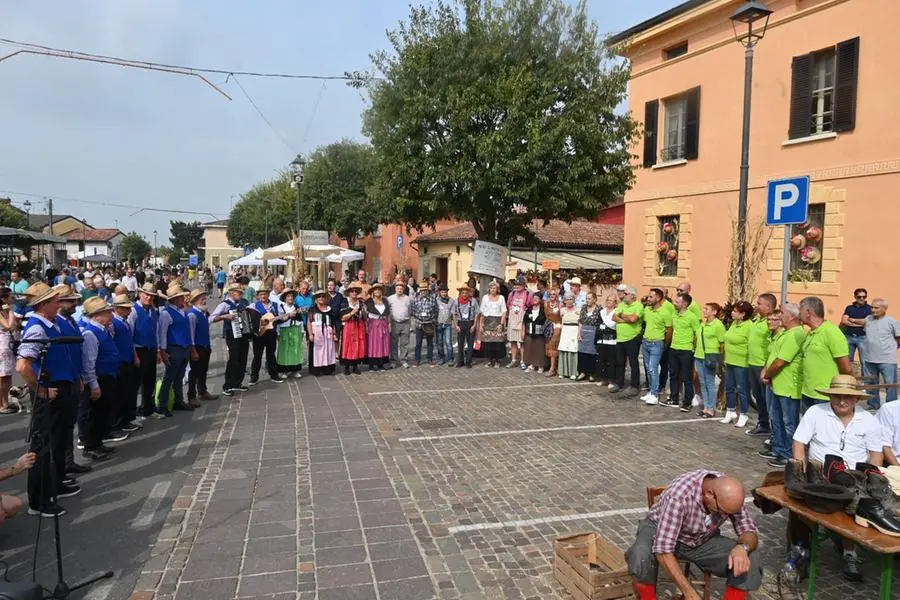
[611,0,899,319]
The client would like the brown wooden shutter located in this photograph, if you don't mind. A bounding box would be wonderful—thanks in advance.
[643,100,658,168]
[683,87,701,160]
[788,54,813,139]
[834,37,860,132]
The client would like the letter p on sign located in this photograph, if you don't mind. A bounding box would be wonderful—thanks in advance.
[773,184,799,221]
[766,176,809,226]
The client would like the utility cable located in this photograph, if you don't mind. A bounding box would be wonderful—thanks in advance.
[230,74,295,154]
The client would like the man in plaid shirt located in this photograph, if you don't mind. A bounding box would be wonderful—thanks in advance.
[626,470,761,600]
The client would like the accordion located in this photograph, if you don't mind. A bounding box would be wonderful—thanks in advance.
[229,309,254,338]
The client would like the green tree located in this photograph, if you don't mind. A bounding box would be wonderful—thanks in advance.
[169,221,204,258]
[119,232,152,262]
[0,201,27,229]
[361,0,637,245]
[301,140,380,247]
[227,176,296,249]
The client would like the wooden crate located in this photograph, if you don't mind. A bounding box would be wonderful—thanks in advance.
[554,532,636,600]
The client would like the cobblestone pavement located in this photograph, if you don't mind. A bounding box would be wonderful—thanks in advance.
[132,364,897,600]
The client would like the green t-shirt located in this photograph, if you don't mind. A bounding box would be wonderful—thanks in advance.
[695,318,726,360]
[724,319,752,367]
[671,310,701,351]
[767,326,807,400]
[643,303,674,341]
[801,320,850,401]
[748,317,773,367]
[688,299,702,321]
[80,288,98,302]
[614,301,644,342]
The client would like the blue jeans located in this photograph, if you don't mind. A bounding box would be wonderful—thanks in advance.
[748,365,770,430]
[725,365,750,414]
[642,340,665,395]
[159,345,188,412]
[697,358,718,411]
[414,327,434,363]
[768,392,800,459]
[864,362,898,408]
[847,335,867,375]
[437,324,454,363]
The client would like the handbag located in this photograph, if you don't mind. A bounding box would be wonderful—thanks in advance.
[422,322,436,336]
[701,323,722,372]
[542,322,554,339]
[154,377,176,411]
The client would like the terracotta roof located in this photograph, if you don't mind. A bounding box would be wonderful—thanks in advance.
[414,220,623,250]
[63,228,122,242]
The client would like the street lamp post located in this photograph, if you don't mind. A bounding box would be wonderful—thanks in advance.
[153,230,158,267]
[730,1,772,298]
[289,154,307,279]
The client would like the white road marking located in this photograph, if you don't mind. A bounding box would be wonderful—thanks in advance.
[399,417,712,442]
[172,433,195,457]
[368,382,591,396]
[447,496,755,533]
[82,580,115,600]
[131,481,171,530]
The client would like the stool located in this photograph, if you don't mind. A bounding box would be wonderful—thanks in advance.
[646,486,713,600]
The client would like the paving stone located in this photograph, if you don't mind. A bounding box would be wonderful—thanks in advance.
[372,556,429,582]
[237,571,297,596]
[316,563,375,589]
[174,577,237,600]
[318,584,378,600]
[316,545,369,566]
[315,529,364,549]
[180,555,242,581]
[242,552,300,575]
[377,576,438,600]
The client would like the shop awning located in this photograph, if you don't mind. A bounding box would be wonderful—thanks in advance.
[509,249,623,270]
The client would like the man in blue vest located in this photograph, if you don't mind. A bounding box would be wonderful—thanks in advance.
[16,283,81,517]
[187,289,217,404]
[210,283,251,396]
[79,296,122,461]
[112,294,141,433]
[249,285,285,385]
[129,283,161,419]
[51,284,92,477]
[155,284,194,416]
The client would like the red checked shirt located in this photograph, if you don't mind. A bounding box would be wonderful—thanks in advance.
[648,470,758,555]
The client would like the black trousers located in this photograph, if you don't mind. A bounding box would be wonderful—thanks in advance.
[615,338,641,389]
[668,349,695,405]
[136,347,158,417]
[78,375,117,450]
[188,346,211,398]
[29,382,72,510]
[659,345,670,391]
[114,362,138,428]
[595,343,615,381]
[456,321,475,366]
[225,336,250,389]
[251,332,278,380]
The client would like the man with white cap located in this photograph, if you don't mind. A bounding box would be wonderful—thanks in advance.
[155,285,194,416]
[568,277,587,309]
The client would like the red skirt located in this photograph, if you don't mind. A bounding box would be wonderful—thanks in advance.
[341,319,367,361]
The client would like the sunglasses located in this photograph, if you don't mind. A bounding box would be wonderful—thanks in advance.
[856,295,867,300]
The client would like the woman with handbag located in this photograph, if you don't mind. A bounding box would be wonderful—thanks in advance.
[543,288,563,377]
[577,292,601,381]
[522,292,547,372]
[478,280,507,367]
[696,302,727,417]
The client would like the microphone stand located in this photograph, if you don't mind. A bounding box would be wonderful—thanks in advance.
[23,338,114,599]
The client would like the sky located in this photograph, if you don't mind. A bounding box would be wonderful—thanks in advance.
[0,0,680,246]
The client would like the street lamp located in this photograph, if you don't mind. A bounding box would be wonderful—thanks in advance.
[153,229,158,266]
[731,1,772,298]
[289,153,307,277]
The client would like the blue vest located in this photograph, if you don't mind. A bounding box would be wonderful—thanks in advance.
[83,321,121,377]
[56,315,83,379]
[132,304,158,349]
[222,298,249,340]
[25,316,76,384]
[190,307,211,348]
[164,306,190,348]
[111,316,134,365]
[254,301,279,317]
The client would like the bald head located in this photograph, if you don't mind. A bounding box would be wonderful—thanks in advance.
[708,476,746,515]
[676,281,692,295]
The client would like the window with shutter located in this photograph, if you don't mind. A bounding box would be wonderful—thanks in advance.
[788,37,859,139]
[789,54,813,139]
[833,37,860,132]
[683,87,701,160]
[643,100,659,168]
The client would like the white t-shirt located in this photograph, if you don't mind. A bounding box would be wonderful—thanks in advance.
[793,403,883,465]
[480,295,507,318]
[877,401,900,450]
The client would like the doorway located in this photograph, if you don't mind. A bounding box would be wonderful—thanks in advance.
[436,257,449,286]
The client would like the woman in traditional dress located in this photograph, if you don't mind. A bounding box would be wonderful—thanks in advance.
[596,294,618,387]
[0,289,19,414]
[521,292,547,373]
[365,283,391,371]
[276,288,304,378]
[577,291,601,381]
[307,290,338,376]
[557,294,581,379]
[505,277,530,368]
[478,280,507,368]
[543,287,563,377]
[339,283,367,375]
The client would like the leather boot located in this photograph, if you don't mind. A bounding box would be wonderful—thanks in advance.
[865,471,900,517]
[784,459,808,500]
[824,454,848,481]
[855,497,900,537]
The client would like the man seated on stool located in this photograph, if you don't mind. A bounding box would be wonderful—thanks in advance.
[626,470,762,600]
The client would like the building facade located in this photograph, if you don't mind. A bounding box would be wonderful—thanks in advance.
[63,228,123,261]
[611,0,898,317]
[200,219,242,270]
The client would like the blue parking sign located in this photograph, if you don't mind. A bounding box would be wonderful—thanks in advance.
[766,176,810,226]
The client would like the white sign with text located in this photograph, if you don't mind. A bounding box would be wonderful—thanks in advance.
[470,240,506,279]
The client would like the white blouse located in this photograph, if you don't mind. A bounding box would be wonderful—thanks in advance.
[479,295,507,318]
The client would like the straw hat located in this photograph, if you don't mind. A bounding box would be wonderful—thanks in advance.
[51,284,81,301]
[188,288,208,304]
[344,282,363,293]
[164,285,190,299]
[138,283,163,298]
[112,294,134,308]
[570,277,582,286]
[25,282,61,307]
[456,285,472,293]
[255,284,271,294]
[816,375,871,399]
[225,283,243,294]
[419,279,430,288]
[83,296,114,316]
[369,282,383,293]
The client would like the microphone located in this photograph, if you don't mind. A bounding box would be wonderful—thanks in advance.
[18,336,84,345]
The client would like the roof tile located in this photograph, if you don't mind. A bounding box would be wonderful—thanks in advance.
[413,220,623,249]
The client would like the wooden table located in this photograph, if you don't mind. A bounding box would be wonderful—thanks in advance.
[757,485,900,600]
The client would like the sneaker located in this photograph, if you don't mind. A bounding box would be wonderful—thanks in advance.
[76,441,85,450]
[82,450,111,461]
[679,405,690,413]
[61,477,77,487]
[768,457,789,468]
[662,399,680,408]
[127,421,144,431]
[764,438,772,448]
[842,551,862,582]
[65,463,92,475]
[57,484,81,498]
[536,368,543,373]
[643,395,659,406]
[292,372,303,379]
[235,385,250,392]
[640,393,653,401]
[691,395,701,407]
[102,430,129,443]
[506,361,517,368]
[746,424,772,437]
[248,378,258,386]
[222,388,234,397]
[608,384,621,393]
[148,412,167,420]
[271,376,285,384]
[28,505,66,518]
[735,414,749,428]
[401,361,409,369]
[521,363,528,371]
[758,449,778,460]
[720,411,737,424]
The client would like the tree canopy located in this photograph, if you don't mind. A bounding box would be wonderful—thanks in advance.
[119,232,152,262]
[362,0,637,245]
[0,202,27,229]
[169,221,204,257]
[227,176,296,249]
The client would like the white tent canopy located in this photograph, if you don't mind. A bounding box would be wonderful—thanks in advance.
[262,239,347,260]
[325,248,364,263]
[228,255,287,268]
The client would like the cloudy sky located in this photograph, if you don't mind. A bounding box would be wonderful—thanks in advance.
[0,0,679,244]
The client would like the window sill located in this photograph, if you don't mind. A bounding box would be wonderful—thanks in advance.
[651,158,688,170]
[782,132,838,147]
